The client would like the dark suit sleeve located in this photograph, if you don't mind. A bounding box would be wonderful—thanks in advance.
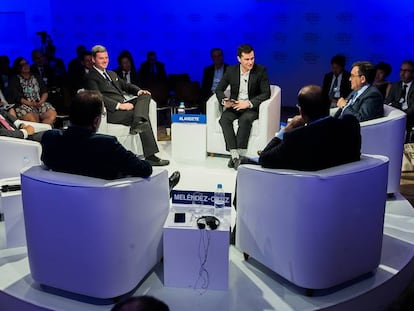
[258,136,286,168]
[113,141,153,178]
[0,128,25,139]
[385,83,400,108]
[8,75,25,106]
[85,71,120,112]
[343,88,384,121]
[215,67,232,103]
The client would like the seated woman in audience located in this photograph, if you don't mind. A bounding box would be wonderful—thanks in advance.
[374,61,392,99]
[8,57,56,125]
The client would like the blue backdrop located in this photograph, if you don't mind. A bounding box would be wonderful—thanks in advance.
[1,0,414,106]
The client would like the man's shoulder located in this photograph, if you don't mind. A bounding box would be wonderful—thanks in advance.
[41,128,63,144]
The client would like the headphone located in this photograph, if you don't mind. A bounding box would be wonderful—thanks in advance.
[196,216,220,230]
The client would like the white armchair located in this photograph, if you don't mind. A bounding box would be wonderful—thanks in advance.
[0,136,42,179]
[206,85,281,157]
[236,155,389,292]
[97,99,158,156]
[360,105,406,194]
[20,165,170,299]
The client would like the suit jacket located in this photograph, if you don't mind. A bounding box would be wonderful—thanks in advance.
[385,81,414,117]
[322,71,352,99]
[85,68,141,113]
[0,109,24,139]
[259,115,361,170]
[114,68,140,86]
[201,64,228,101]
[334,85,384,122]
[138,61,167,87]
[41,126,152,180]
[215,64,270,111]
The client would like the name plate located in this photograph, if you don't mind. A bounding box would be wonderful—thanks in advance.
[172,114,206,124]
[171,190,232,207]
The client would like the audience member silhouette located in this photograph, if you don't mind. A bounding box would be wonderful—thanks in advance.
[68,50,93,95]
[68,45,87,77]
[9,57,57,125]
[322,54,352,107]
[30,49,54,87]
[0,55,11,98]
[385,60,414,142]
[201,47,228,113]
[374,61,392,99]
[115,52,140,85]
[138,51,167,89]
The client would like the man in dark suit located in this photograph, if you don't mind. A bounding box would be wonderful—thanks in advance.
[0,108,43,141]
[138,51,167,89]
[114,52,140,85]
[201,48,228,113]
[334,61,384,122]
[215,44,270,170]
[385,60,414,142]
[41,90,180,187]
[85,45,168,166]
[230,84,361,244]
[322,54,352,107]
[68,50,94,95]
[258,85,361,170]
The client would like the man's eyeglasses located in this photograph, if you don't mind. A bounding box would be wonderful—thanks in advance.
[400,68,413,73]
[350,73,362,78]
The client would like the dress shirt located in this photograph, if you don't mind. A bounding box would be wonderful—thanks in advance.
[330,73,343,99]
[401,81,412,111]
[211,66,224,93]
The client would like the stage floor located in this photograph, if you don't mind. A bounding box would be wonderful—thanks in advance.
[1,141,414,311]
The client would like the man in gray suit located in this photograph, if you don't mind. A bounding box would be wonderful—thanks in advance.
[334,61,383,122]
[215,44,270,170]
[85,45,168,166]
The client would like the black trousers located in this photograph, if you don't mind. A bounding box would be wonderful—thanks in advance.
[219,108,258,150]
[107,94,158,157]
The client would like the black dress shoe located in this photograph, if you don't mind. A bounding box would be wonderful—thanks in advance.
[233,158,241,170]
[168,171,180,190]
[227,158,234,168]
[145,155,170,166]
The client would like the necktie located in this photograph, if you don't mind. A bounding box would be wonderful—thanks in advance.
[400,84,408,102]
[103,71,111,81]
[330,76,338,98]
[401,84,408,110]
[123,71,128,82]
[0,114,14,131]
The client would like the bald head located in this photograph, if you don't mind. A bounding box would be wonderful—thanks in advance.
[297,85,330,121]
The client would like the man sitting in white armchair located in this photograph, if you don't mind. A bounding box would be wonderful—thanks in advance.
[215,44,270,170]
[40,90,180,189]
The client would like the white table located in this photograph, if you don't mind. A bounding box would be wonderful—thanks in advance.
[163,204,230,290]
[171,115,207,163]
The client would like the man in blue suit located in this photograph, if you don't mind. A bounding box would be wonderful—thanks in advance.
[334,61,384,122]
